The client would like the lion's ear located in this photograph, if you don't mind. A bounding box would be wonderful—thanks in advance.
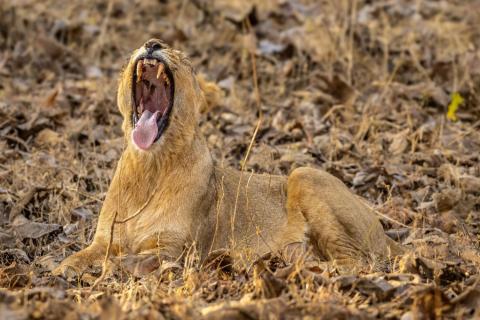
[197,74,221,113]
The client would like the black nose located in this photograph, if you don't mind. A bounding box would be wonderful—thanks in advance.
[144,39,163,55]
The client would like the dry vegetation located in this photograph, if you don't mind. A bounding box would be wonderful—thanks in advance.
[1,0,480,319]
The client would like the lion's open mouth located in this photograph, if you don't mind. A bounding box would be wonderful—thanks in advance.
[132,57,174,150]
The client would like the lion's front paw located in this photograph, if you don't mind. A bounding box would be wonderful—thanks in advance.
[53,247,103,279]
[52,260,83,279]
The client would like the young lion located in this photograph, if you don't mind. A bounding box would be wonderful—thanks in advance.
[54,39,402,277]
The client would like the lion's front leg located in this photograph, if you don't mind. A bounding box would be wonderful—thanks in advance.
[52,165,125,278]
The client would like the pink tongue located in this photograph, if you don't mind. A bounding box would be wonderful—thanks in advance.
[132,110,160,150]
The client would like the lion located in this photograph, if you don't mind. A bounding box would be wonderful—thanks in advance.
[53,39,403,277]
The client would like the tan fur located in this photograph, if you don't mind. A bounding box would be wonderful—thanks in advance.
[53,40,403,277]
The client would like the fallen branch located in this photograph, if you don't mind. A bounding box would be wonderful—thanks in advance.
[9,187,48,222]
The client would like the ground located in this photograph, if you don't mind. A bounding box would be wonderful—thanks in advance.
[1,0,480,319]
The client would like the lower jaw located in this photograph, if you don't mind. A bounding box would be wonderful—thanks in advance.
[155,114,170,140]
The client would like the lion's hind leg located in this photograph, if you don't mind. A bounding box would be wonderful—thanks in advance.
[286,167,392,270]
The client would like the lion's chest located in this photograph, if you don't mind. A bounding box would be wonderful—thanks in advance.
[122,206,191,256]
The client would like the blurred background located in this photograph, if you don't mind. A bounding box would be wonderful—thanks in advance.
[0,0,479,318]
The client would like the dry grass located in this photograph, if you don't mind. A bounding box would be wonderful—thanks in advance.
[0,0,479,319]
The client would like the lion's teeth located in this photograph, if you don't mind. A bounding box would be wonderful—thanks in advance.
[156,63,165,79]
[138,97,144,114]
[136,61,143,82]
[145,59,156,65]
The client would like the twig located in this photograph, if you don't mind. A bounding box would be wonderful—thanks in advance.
[231,18,263,241]
[347,0,358,85]
[320,104,344,123]
[9,187,48,222]
[451,274,480,304]
[114,183,160,224]
[359,198,411,229]
[92,0,114,64]
[4,135,30,152]
[209,174,225,254]
[90,210,118,292]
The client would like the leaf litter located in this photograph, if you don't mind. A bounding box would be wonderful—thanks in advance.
[0,0,479,319]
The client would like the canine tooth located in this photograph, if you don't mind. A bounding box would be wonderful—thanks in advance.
[138,97,144,114]
[156,63,164,79]
[136,61,143,82]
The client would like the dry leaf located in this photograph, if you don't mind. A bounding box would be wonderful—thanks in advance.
[12,215,61,240]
